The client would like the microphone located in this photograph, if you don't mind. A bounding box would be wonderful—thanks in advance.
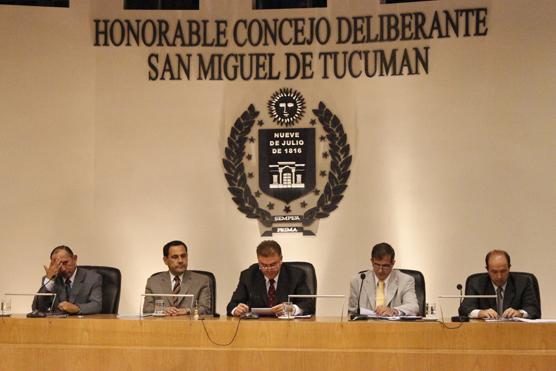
[350,273,367,321]
[28,275,58,318]
[451,283,469,322]
[456,284,463,304]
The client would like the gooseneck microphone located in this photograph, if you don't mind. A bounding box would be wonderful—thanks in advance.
[357,273,366,315]
[27,275,57,318]
[451,283,470,322]
[350,273,367,321]
[456,284,464,304]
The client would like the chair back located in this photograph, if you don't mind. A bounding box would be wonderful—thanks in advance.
[79,265,121,314]
[398,269,426,317]
[190,270,219,317]
[465,271,541,317]
[287,261,317,295]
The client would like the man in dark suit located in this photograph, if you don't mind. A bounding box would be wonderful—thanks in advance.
[227,240,314,317]
[143,240,211,316]
[459,250,540,319]
[33,245,102,315]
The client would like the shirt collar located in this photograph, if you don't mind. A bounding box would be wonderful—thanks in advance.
[66,268,78,284]
[491,281,507,292]
[374,271,392,286]
[169,271,184,282]
[265,273,280,285]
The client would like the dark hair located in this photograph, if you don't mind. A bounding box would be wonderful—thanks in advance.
[50,245,74,259]
[371,242,395,261]
[256,240,282,257]
[485,250,511,269]
[163,240,188,257]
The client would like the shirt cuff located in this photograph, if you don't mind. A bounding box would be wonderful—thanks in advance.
[293,304,302,316]
[469,309,480,319]
[43,277,55,292]
[519,309,529,318]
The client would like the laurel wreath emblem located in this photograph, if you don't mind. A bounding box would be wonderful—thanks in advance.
[223,102,351,228]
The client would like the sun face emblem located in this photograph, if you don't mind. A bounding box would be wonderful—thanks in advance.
[267,88,306,127]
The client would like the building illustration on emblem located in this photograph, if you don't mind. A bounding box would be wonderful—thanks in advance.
[269,162,305,189]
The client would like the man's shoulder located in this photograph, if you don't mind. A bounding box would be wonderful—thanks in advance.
[394,269,412,279]
[240,264,260,275]
[392,269,415,285]
[465,273,489,284]
[147,271,168,282]
[282,263,309,279]
[350,270,371,282]
[79,268,102,281]
[188,271,211,284]
[509,272,535,287]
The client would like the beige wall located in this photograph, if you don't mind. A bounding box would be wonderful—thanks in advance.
[1,0,555,318]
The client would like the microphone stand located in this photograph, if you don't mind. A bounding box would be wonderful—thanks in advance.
[350,273,367,321]
[451,284,470,322]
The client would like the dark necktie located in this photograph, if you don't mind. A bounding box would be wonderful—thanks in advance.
[65,278,72,302]
[268,279,276,307]
[496,286,504,315]
[172,276,181,306]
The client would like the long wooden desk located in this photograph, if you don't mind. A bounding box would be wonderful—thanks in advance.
[1,315,555,370]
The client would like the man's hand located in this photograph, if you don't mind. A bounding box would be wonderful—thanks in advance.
[164,307,189,316]
[43,256,61,280]
[57,301,80,314]
[375,305,397,317]
[233,303,250,317]
[478,308,498,319]
[271,303,285,316]
[502,307,523,318]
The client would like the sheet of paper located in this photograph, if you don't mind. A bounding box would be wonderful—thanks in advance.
[251,307,274,316]
[360,307,377,316]
[513,318,556,323]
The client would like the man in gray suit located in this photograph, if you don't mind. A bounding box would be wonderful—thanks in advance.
[143,240,212,316]
[33,245,102,315]
[348,242,418,316]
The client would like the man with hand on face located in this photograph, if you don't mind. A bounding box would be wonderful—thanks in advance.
[143,240,212,316]
[458,250,540,319]
[32,245,102,315]
[227,240,315,317]
[348,242,418,317]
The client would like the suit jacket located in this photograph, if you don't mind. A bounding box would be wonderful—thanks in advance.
[32,268,103,315]
[348,269,419,315]
[226,263,315,316]
[143,270,212,315]
[458,272,540,319]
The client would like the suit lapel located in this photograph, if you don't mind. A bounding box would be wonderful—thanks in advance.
[69,269,85,303]
[364,274,376,309]
[504,275,516,310]
[175,271,191,307]
[255,269,269,307]
[158,274,172,307]
[483,279,497,310]
[385,270,398,307]
[276,265,289,303]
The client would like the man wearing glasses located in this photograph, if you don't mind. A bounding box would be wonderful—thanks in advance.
[348,242,418,316]
[227,240,314,317]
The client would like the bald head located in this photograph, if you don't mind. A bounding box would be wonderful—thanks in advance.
[485,250,511,287]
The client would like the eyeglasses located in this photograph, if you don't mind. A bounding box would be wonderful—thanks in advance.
[259,262,281,271]
[372,262,393,271]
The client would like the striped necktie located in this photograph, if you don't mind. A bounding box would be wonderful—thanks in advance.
[496,286,504,316]
[172,276,181,306]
